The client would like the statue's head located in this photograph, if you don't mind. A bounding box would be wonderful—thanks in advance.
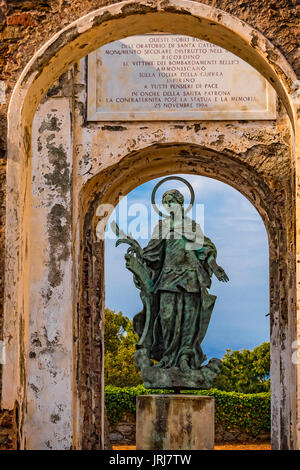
[162,189,184,214]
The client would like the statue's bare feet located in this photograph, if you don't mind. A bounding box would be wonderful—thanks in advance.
[179,358,190,373]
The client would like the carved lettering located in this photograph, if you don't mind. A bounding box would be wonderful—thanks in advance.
[88,34,276,121]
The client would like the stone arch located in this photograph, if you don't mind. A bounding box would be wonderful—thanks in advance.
[2,0,299,450]
[78,143,290,449]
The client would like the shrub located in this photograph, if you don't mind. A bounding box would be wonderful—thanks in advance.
[105,385,270,435]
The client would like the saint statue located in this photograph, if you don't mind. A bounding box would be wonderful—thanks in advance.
[112,177,229,389]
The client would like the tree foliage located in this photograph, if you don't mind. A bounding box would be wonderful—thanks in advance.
[213,342,270,393]
[104,308,143,387]
[104,308,270,393]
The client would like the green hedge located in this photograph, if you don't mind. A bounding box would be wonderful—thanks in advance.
[105,385,270,435]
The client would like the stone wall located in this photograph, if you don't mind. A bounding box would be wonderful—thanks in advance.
[109,413,137,446]
[0,409,15,450]
[109,412,270,445]
[0,0,298,450]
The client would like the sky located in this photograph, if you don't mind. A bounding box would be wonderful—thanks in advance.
[104,174,269,360]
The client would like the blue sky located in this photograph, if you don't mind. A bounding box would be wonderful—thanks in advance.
[104,174,269,360]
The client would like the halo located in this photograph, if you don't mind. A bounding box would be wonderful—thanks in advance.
[151,176,195,218]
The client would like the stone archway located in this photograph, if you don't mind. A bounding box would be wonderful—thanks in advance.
[1,0,299,450]
[78,143,292,449]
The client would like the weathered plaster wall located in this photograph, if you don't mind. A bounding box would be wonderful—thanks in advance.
[0,0,298,450]
[74,61,291,193]
[28,93,73,449]
[20,49,294,449]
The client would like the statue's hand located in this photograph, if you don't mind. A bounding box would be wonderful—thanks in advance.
[124,252,154,294]
[214,266,229,282]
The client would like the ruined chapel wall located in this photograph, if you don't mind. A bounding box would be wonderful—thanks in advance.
[17,46,293,449]
[0,0,298,362]
[0,0,298,449]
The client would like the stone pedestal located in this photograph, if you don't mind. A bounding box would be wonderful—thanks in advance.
[136,395,214,450]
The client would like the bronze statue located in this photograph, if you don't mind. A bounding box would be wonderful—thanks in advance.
[112,177,229,389]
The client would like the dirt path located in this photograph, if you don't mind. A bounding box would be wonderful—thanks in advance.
[113,442,270,451]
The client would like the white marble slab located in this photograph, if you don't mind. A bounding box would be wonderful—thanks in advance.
[87,34,276,121]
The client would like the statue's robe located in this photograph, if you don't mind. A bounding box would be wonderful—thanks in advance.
[133,216,217,369]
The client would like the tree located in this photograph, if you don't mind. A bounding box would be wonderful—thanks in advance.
[213,342,270,394]
[104,308,143,387]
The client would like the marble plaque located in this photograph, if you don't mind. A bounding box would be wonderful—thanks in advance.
[87,34,276,121]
